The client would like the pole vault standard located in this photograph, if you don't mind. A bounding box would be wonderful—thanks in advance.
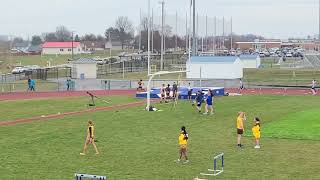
[146,71,187,111]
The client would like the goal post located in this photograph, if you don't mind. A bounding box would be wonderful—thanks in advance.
[146,70,187,111]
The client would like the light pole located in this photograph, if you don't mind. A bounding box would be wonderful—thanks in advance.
[160,0,165,71]
[192,0,196,56]
[71,31,75,60]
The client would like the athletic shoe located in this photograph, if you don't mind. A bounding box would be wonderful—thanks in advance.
[183,160,190,164]
[80,153,86,155]
[203,113,208,115]
[254,145,260,149]
[96,152,100,155]
[210,112,214,115]
[175,159,181,163]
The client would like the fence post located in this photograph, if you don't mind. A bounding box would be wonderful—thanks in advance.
[108,80,111,90]
[129,80,132,89]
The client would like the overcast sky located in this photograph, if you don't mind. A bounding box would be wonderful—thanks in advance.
[0,0,318,39]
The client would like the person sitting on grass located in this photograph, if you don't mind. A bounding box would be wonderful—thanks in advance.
[80,120,99,155]
[176,126,189,164]
[194,90,203,113]
[204,90,214,115]
[236,112,246,148]
[252,117,261,149]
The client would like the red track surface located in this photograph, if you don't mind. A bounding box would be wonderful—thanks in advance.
[225,88,316,96]
[0,100,148,126]
[0,90,136,101]
[0,88,316,126]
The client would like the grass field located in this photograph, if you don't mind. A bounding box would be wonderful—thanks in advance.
[1,95,320,179]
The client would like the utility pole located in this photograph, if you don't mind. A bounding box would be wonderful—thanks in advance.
[319,0,320,52]
[109,32,112,57]
[148,0,151,76]
[205,15,208,52]
[139,8,142,52]
[213,16,217,54]
[222,16,225,50]
[152,8,154,53]
[192,0,196,56]
[71,31,74,60]
[231,17,233,50]
[160,1,165,70]
[175,11,178,51]
[186,12,188,51]
[196,13,199,53]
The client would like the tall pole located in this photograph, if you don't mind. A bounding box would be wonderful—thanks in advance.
[175,11,178,51]
[160,1,165,71]
[71,31,74,60]
[188,0,192,64]
[152,8,154,53]
[222,16,225,50]
[214,16,216,54]
[231,16,233,50]
[192,0,196,56]
[319,0,320,52]
[205,15,208,52]
[109,32,112,57]
[148,0,151,76]
[139,8,142,52]
[196,13,199,53]
[186,12,188,51]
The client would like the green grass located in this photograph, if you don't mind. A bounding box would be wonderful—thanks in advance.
[1,95,320,179]
[0,95,137,121]
[262,109,320,140]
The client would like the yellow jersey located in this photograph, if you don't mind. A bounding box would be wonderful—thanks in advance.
[178,133,188,145]
[87,125,94,138]
[252,124,260,138]
[237,117,244,129]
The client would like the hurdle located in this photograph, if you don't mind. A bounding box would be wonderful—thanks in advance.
[75,173,106,180]
[200,153,224,176]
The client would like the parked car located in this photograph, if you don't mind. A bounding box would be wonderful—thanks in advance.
[11,67,25,74]
[286,53,293,57]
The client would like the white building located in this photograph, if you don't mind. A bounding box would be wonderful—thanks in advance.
[71,58,97,79]
[42,42,82,55]
[186,56,243,79]
[239,55,261,69]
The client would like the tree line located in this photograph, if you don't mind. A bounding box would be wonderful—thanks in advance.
[12,16,265,51]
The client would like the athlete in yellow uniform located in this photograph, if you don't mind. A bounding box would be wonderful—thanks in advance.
[176,126,189,163]
[80,120,99,155]
[236,112,246,148]
[252,117,261,149]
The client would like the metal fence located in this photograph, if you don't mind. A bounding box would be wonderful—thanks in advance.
[0,78,316,93]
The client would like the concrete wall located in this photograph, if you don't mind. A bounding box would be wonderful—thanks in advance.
[42,46,82,55]
[186,60,243,79]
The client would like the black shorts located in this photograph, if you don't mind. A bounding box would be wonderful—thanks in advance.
[237,129,244,135]
[197,102,202,107]
[188,91,192,96]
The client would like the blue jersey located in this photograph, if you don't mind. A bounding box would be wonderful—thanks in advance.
[206,95,213,105]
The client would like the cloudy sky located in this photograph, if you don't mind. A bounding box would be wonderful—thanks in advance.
[0,0,318,39]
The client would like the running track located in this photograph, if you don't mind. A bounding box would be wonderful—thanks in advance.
[0,88,316,126]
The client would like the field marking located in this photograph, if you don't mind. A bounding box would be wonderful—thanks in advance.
[0,100,152,127]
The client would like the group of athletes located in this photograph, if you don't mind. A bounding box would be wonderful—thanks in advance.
[160,82,179,103]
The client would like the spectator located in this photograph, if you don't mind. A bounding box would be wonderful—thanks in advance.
[66,77,72,91]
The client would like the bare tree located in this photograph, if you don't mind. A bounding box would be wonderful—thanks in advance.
[55,26,71,42]
[115,16,134,49]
